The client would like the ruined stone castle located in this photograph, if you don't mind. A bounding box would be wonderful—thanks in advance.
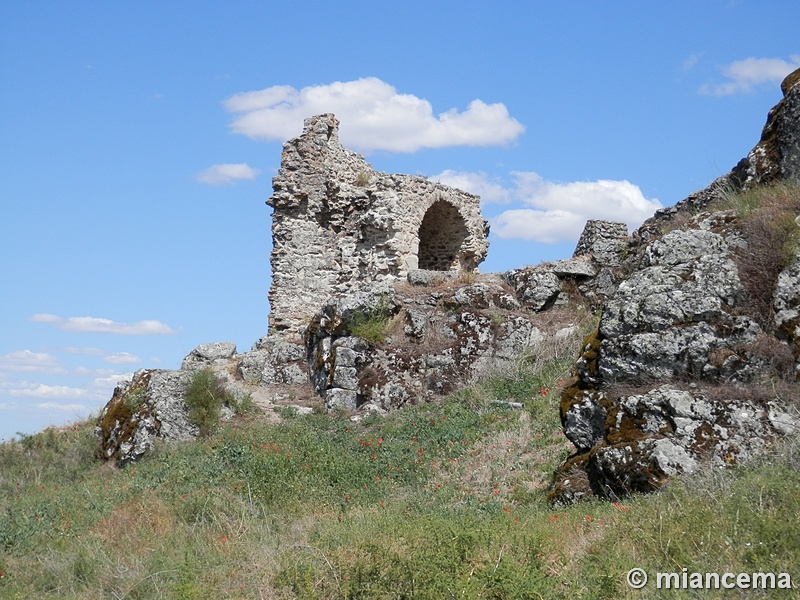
[267,113,490,338]
[98,70,800,506]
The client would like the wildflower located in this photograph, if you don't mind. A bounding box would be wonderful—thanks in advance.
[221,537,228,543]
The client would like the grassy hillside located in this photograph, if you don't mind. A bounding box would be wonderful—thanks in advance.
[1,338,799,598]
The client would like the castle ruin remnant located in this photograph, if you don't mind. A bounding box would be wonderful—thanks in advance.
[267,114,490,339]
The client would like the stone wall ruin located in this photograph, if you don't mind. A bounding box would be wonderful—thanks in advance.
[267,113,490,339]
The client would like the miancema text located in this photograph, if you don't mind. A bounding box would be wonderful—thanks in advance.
[658,570,792,590]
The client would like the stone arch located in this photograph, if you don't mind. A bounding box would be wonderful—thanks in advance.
[417,199,470,271]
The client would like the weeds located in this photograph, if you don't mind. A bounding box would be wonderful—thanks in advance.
[184,369,235,436]
[347,296,396,344]
[354,171,371,187]
[0,349,797,597]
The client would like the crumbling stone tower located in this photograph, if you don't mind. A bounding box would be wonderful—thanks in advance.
[267,114,490,338]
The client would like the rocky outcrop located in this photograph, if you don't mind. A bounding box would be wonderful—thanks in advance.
[96,341,311,465]
[551,71,800,504]
[96,368,198,466]
[735,67,800,186]
[304,276,554,411]
[599,228,758,383]
[552,219,800,504]
[268,114,489,340]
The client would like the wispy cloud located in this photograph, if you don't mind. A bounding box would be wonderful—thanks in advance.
[196,162,261,185]
[33,402,92,413]
[700,55,800,96]
[224,77,524,153]
[103,352,140,365]
[30,314,176,335]
[91,372,133,388]
[0,350,65,374]
[435,171,661,244]
[681,52,702,72]
[9,384,90,399]
[61,346,107,356]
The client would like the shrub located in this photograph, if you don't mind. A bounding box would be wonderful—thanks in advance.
[183,369,233,437]
[728,182,800,329]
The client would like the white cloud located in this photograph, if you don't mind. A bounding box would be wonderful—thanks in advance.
[223,77,524,153]
[9,384,89,399]
[103,352,140,365]
[34,402,92,413]
[443,171,662,244]
[0,350,65,374]
[432,170,512,204]
[700,55,800,96]
[196,162,261,185]
[91,372,133,388]
[30,314,176,335]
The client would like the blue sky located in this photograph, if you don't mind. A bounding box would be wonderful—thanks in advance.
[1,0,798,440]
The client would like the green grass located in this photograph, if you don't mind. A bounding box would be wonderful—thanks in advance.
[1,359,798,598]
[347,297,396,344]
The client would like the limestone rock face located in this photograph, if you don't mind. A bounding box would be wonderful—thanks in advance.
[181,341,237,370]
[551,72,800,504]
[736,67,800,186]
[268,113,490,340]
[599,229,758,382]
[552,205,800,504]
[238,337,307,385]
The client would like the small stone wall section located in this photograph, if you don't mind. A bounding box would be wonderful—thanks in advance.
[267,114,489,340]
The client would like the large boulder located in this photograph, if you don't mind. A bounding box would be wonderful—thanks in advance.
[95,368,197,466]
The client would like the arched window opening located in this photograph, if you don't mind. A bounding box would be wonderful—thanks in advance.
[417,200,469,271]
